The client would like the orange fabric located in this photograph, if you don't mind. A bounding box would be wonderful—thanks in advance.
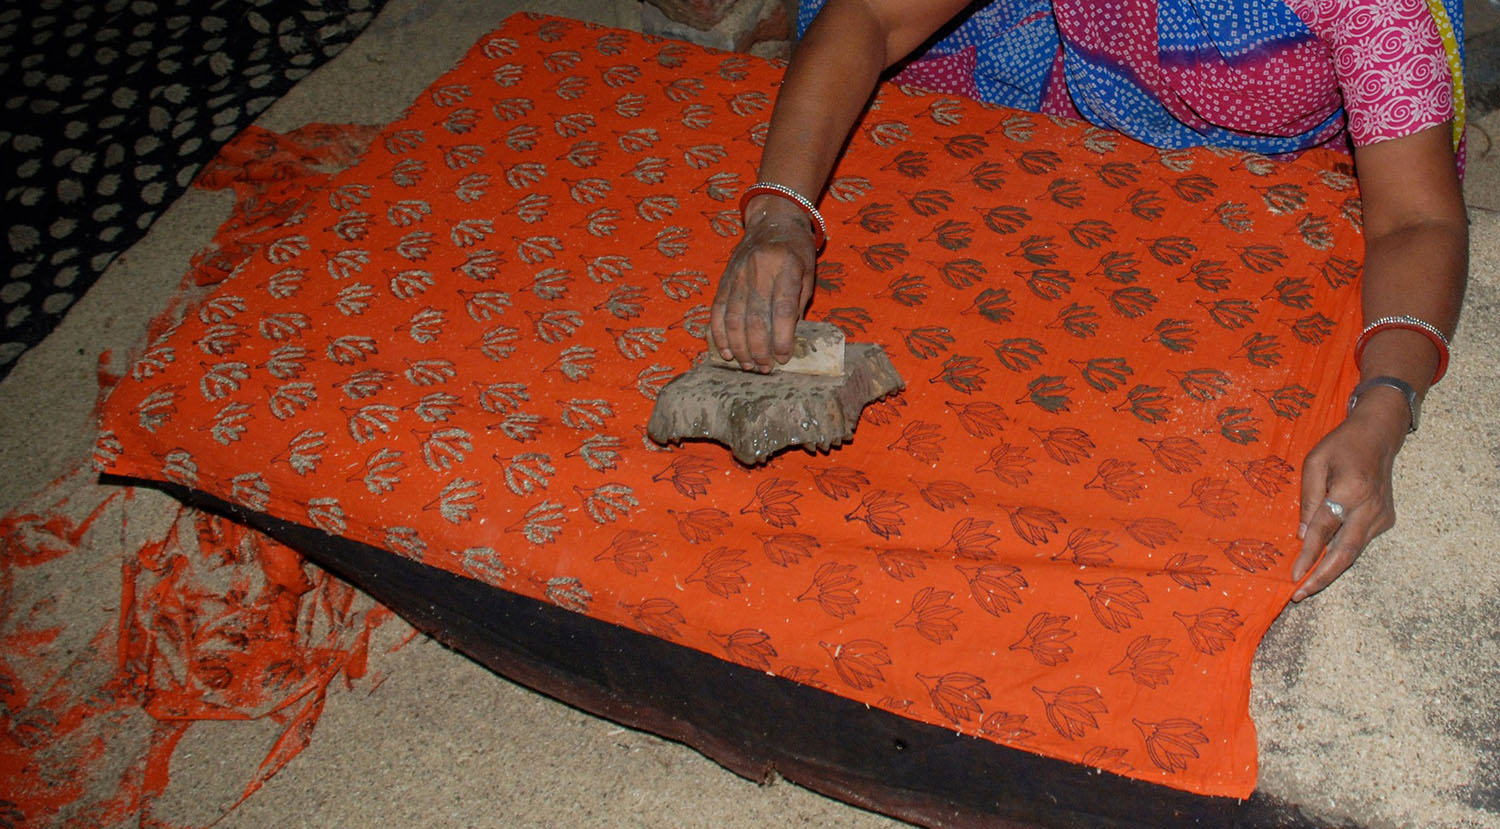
[94,13,1367,797]
[1,125,397,826]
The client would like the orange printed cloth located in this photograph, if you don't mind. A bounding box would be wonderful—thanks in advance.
[93,13,1367,797]
[0,124,399,826]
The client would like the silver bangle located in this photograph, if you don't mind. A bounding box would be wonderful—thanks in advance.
[739,181,827,249]
[1360,315,1450,347]
[1347,375,1420,434]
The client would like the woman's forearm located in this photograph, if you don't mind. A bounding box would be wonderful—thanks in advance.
[1351,125,1468,408]
[750,0,973,203]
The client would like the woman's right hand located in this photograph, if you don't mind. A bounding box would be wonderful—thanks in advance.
[709,195,818,372]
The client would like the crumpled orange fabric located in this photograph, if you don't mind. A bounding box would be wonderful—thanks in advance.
[0,124,398,826]
[94,13,1366,797]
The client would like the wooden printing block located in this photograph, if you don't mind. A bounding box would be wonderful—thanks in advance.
[646,321,905,465]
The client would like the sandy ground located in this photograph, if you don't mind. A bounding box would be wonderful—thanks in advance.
[2,0,1497,825]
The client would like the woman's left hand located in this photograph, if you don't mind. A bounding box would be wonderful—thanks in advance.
[1290,389,1411,601]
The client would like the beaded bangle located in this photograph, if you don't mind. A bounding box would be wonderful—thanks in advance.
[1354,315,1451,385]
[739,182,827,250]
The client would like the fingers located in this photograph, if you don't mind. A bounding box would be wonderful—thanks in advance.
[710,236,814,371]
[770,268,806,363]
[1292,499,1392,601]
[1289,423,1399,602]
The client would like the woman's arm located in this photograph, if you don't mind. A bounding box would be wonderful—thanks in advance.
[710,0,972,371]
[1291,122,1468,600]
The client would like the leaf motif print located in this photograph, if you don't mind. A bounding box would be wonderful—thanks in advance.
[759,532,820,567]
[1214,538,1283,573]
[930,354,988,394]
[1180,477,1239,520]
[1115,384,1170,424]
[956,563,1027,616]
[622,597,685,640]
[1172,367,1231,402]
[1134,718,1209,774]
[899,327,955,360]
[738,478,804,529]
[1018,375,1071,414]
[1013,148,1060,174]
[592,530,657,576]
[1049,302,1099,338]
[421,427,473,471]
[1033,685,1107,740]
[918,672,990,725]
[822,639,890,690]
[940,132,989,158]
[1257,385,1314,420]
[887,420,944,463]
[844,490,908,539]
[1233,332,1282,368]
[651,454,716,499]
[1231,454,1295,496]
[1256,182,1307,214]
[939,518,1002,560]
[976,443,1033,487]
[979,711,1036,742]
[777,666,826,689]
[1052,528,1117,567]
[896,587,962,644]
[1137,437,1205,474]
[1110,635,1177,688]
[686,547,750,598]
[1085,459,1145,503]
[1150,552,1216,591]
[798,562,861,620]
[876,547,930,581]
[668,507,731,543]
[1175,607,1243,655]
[1076,577,1149,632]
[1171,173,1216,203]
[1148,318,1197,353]
[1033,426,1094,465]
[1003,505,1067,546]
[497,451,553,495]
[808,465,869,500]
[934,259,986,289]
[946,400,1008,437]
[905,188,953,216]
[710,629,777,671]
[912,478,975,511]
[977,205,1030,234]
[1200,297,1257,330]
[1082,746,1133,774]
[459,546,509,585]
[428,477,483,524]
[1009,612,1075,666]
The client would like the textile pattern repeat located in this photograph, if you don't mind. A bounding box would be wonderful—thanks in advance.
[0,0,387,379]
[1,124,398,826]
[93,14,1367,797]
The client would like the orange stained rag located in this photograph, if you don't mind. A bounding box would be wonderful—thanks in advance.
[94,13,1367,797]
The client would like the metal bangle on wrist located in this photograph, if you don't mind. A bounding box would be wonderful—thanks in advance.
[1347,375,1420,434]
[739,182,827,250]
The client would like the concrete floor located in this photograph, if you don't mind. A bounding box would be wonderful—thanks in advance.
[1,1,1496,825]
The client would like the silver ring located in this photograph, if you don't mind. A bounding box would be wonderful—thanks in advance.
[1324,499,1347,522]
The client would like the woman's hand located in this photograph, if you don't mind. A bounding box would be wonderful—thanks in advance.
[1291,389,1411,601]
[709,196,817,372]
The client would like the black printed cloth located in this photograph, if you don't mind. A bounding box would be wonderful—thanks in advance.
[0,0,388,379]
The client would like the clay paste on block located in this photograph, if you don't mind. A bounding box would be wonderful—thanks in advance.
[647,322,905,465]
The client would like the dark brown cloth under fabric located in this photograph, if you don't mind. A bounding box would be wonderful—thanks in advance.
[0,0,388,379]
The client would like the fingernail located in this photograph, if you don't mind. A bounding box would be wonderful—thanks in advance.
[1292,591,1305,603]
[1297,523,1306,540]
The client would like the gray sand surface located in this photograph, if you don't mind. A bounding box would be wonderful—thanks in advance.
[2,1,1496,825]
